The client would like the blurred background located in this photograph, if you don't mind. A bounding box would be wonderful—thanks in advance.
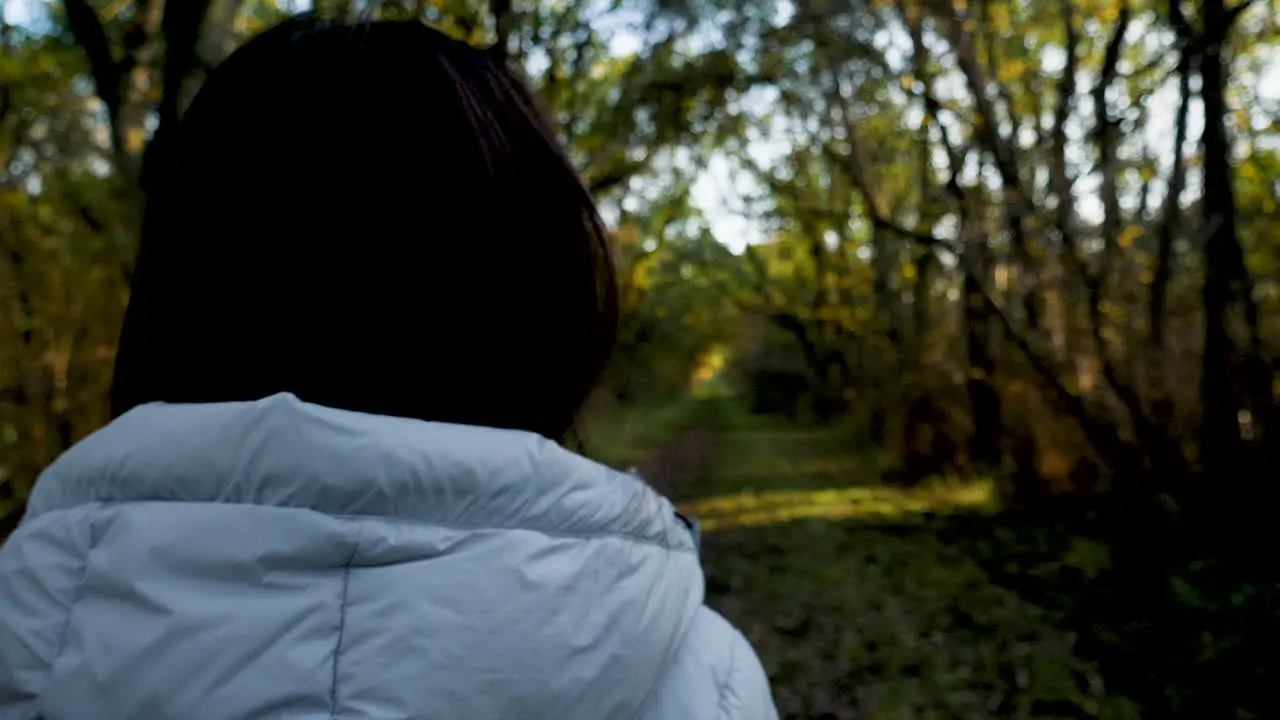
[2,0,1279,716]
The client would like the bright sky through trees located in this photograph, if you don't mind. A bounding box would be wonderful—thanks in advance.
[4,0,1277,254]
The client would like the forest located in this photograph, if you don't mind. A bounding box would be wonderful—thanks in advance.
[2,0,1279,716]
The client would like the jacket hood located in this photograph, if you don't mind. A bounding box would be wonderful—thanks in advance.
[7,393,705,719]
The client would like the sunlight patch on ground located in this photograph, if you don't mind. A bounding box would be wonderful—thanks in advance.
[680,479,998,531]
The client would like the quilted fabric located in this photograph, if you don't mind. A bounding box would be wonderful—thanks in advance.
[0,393,775,719]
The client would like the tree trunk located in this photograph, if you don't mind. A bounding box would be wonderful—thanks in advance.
[964,263,1003,467]
[1198,0,1263,472]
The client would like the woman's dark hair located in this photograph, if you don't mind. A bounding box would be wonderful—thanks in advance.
[110,15,618,442]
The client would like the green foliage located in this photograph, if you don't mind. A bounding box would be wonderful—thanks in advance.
[938,485,1280,720]
[688,412,1130,718]
[709,521,1132,719]
[639,403,1277,718]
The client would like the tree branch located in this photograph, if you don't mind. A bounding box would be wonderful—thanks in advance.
[1226,0,1256,24]
[933,0,1027,210]
[491,0,513,60]
[62,0,123,127]
[1150,51,1193,347]
[934,0,1038,326]
[1050,0,1079,254]
[876,211,1144,473]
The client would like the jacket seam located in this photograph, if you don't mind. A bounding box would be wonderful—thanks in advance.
[328,521,363,719]
[38,505,104,709]
[715,629,739,719]
[329,511,694,555]
[629,601,704,718]
[25,501,697,556]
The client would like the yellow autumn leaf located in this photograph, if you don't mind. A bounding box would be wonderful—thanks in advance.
[615,222,640,249]
[1117,225,1143,249]
[989,4,1012,33]
[125,127,146,155]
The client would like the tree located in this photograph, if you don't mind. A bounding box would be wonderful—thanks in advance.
[705,0,1277,489]
[0,0,773,528]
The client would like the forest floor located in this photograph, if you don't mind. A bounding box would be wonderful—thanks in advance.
[588,400,1142,720]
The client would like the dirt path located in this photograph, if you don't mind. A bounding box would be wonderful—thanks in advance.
[633,425,719,502]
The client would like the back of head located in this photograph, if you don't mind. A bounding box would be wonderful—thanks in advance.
[111,15,617,441]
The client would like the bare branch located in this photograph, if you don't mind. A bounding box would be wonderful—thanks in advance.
[1150,52,1193,347]
[1093,0,1131,252]
[977,273,1144,473]
[895,0,965,204]
[1050,0,1078,251]
[872,217,960,256]
[875,214,1145,473]
[933,0,1040,326]
[933,0,1027,210]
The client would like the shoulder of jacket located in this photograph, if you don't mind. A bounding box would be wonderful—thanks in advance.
[710,612,777,720]
[638,606,778,720]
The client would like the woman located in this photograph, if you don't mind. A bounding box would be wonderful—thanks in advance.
[0,14,776,720]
